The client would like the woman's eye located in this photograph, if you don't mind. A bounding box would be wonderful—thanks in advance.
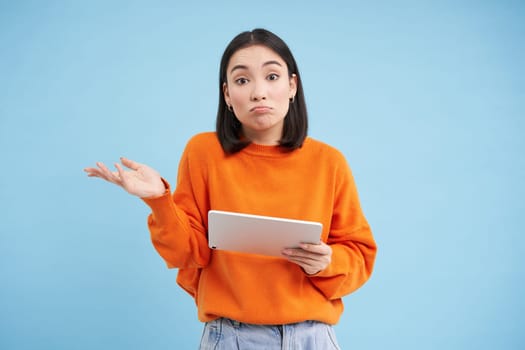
[267,73,279,81]
[235,78,249,85]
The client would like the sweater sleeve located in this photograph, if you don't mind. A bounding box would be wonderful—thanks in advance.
[142,139,211,269]
[307,158,377,300]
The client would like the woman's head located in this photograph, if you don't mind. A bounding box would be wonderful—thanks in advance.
[216,29,308,153]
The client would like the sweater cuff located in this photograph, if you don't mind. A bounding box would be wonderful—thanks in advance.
[306,244,343,278]
[141,178,172,212]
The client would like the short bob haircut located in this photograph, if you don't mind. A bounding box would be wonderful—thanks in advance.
[216,28,308,154]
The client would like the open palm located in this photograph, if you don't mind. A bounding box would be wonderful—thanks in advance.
[84,157,165,198]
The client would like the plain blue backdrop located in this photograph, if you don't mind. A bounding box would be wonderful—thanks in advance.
[1,1,524,349]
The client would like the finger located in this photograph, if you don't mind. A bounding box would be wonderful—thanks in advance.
[95,162,113,179]
[282,246,326,259]
[85,169,115,183]
[97,162,121,184]
[120,157,141,171]
[84,167,101,176]
[282,248,320,261]
[299,242,330,255]
[85,171,105,178]
[114,163,129,185]
[285,254,320,266]
[84,166,110,180]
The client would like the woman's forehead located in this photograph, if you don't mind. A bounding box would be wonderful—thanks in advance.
[227,45,285,71]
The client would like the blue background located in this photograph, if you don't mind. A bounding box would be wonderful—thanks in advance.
[1,0,524,349]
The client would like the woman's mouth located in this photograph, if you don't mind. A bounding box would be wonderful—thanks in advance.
[250,106,272,114]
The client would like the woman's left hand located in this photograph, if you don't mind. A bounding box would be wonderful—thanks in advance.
[282,242,332,275]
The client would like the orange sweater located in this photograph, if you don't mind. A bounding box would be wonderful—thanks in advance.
[143,132,376,325]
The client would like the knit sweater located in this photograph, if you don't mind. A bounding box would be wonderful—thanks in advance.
[143,132,376,325]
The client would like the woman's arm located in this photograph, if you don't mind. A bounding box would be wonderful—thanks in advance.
[299,159,377,300]
[85,155,211,269]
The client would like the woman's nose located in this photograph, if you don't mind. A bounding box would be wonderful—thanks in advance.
[250,81,267,101]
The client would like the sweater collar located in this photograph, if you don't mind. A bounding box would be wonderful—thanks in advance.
[241,138,309,157]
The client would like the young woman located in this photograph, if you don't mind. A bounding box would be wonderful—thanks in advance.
[85,28,377,350]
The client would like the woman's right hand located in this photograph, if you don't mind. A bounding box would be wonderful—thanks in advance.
[84,157,166,198]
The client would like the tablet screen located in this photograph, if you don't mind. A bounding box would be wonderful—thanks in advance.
[208,210,323,257]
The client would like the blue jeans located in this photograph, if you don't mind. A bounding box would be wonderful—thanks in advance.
[199,318,341,350]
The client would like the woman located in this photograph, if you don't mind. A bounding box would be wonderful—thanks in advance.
[85,28,377,349]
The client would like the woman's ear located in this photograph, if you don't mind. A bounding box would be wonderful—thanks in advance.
[223,82,231,106]
[289,74,298,97]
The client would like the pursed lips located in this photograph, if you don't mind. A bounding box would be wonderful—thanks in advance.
[250,106,272,113]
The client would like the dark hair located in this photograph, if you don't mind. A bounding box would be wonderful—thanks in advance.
[216,28,308,154]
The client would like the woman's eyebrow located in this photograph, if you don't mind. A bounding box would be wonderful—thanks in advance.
[262,60,282,68]
[230,64,248,74]
[229,60,283,74]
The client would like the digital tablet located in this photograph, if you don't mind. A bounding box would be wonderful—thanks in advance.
[208,210,323,257]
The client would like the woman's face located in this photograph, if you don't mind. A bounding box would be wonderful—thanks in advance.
[223,45,297,145]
